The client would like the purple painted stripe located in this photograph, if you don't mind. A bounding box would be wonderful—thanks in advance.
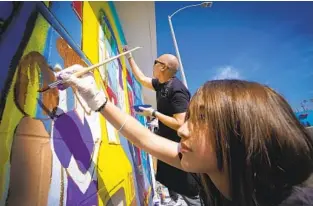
[0,2,36,92]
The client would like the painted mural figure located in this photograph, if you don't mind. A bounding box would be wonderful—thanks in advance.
[53,37,101,206]
[7,51,56,206]
[7,43,100,205]
[0,11,101,203]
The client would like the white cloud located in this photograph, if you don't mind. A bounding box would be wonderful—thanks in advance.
[213,66,242,80]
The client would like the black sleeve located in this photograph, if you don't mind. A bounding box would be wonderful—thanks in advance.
[152,78,160,91]
[170,88,190,114]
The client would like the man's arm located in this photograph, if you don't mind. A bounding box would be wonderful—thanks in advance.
[154,111,186,131]
[128,57,154,90]
[124,47,154,90]
[156,88,190,131]
[139,88,189,131]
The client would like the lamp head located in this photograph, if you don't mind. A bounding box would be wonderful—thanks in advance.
[201,2,213,8]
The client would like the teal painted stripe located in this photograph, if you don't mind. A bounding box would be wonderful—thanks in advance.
[108,2,127,45]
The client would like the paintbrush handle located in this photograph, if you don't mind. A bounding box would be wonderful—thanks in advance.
[73,46,141,78]
[38,46,142,92]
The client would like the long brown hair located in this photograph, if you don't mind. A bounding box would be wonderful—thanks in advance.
[187,79,313,206]
[14,51,59,117]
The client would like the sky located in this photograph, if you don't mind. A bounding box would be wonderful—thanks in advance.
[155,1,313,111]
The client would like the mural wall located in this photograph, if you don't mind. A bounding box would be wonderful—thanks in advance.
[0,1,153,205]
[295,100,313,128]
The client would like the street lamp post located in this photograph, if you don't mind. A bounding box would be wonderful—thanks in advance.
[168,2,212,88]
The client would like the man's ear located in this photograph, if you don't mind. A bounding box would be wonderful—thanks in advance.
[160,65,168,72]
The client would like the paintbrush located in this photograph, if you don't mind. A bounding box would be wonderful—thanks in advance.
[38,46,142,93]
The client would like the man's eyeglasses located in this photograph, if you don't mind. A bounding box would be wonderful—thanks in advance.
[154,60,166,67]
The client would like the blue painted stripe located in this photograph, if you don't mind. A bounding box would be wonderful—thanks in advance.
[49,2,82,48]
[36,2,91,66]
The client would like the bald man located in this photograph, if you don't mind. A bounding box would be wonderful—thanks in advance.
[124,47,201,206]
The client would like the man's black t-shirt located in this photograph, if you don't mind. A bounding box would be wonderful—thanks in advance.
[152,77,190,142]
[152,77,199,197]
